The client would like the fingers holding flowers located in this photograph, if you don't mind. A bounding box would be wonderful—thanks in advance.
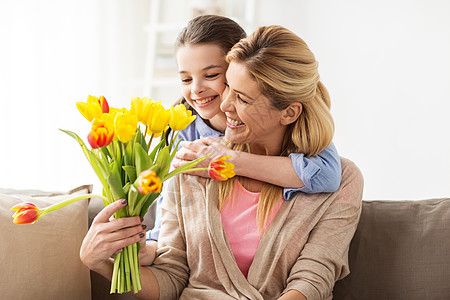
[80,199,146,273]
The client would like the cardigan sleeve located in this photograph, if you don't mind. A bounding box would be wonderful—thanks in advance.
[147,176,190,300]
[283,159,363,300]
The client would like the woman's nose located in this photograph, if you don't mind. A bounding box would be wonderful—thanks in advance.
[220,86,234,113]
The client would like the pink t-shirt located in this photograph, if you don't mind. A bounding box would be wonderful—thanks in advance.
[221,180,283,278]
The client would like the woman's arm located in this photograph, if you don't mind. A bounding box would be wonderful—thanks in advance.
[278,290,307,300]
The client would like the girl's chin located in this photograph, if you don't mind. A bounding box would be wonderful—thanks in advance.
[196,108,221,121]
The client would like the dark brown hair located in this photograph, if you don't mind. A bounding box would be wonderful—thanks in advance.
[174,15,247,112]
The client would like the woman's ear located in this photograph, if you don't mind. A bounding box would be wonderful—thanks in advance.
[280,102,302,125]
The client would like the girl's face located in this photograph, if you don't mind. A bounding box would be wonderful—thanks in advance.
[220,61,287,155]
[176,44,228,121]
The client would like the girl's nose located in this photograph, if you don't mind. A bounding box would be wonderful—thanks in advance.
[191,80,205,95]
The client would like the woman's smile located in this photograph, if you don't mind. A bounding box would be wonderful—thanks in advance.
[226,116,245,128]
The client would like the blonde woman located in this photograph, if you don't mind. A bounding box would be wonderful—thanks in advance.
[81,25,363,300]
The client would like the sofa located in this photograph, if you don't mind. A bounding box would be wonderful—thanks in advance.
[1,185,449,300]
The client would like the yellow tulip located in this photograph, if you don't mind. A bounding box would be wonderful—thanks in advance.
[131,97,156,124]
[169,104,196,131]
[114,109,138,143]
[76,95,109,122]
[145,105,171,136]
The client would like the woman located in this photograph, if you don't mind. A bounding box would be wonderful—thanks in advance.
[81,25,363,300]
[148,14,343,242]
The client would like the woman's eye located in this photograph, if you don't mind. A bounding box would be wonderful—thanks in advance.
[224,82,229,87]
[237,94,249,104]
[206,73,219,79]
[181,78,192,83]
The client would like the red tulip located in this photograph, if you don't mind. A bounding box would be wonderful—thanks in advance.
[209,155,235,181]
[11,202,41,224]
[99,96,109,114]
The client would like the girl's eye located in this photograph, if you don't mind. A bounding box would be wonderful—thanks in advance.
[206,73,219,79]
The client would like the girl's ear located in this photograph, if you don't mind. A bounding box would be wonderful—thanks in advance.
[280,102,302,125]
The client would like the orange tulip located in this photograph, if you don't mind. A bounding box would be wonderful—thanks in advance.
[137,170,163,194]
[209,155,235,181]
[11,202,41,224]
[88,115,114,149]
[11,194,108,225]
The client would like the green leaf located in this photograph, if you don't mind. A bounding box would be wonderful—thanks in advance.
[100,147,111,160]
[127,185,139,210]
[153,146,171,177]
[162,155,209,182]
[123,166,137,183]
[110,160,124,187]
[139,192,160,218]
[59,129,111,195]
[136,129,148,153]
[135,143,152,175]
[124,139,133,167]
[107,173,125,201]
[149,138,165,162]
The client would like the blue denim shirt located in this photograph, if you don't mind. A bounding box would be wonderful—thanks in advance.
[147,117,341,241]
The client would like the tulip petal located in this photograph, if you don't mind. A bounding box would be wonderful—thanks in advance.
[208,155,235,181]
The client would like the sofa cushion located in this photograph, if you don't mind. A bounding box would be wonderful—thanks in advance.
[0,185,92,300]
[333,198,450,300]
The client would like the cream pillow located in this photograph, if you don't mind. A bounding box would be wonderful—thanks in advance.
[0,185,92,300]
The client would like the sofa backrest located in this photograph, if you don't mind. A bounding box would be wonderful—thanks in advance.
[333,198,450,299]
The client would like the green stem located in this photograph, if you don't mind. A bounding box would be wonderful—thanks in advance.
[110,252,121,294]
[147,133,154,151]
[124,246,131,292]
[36,194,108,222]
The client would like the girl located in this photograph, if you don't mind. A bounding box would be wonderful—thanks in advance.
[147,15,342,241]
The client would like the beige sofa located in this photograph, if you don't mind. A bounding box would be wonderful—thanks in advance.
[1,185,449,300]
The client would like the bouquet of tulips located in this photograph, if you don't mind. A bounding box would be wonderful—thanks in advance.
[10,95,236,294]
[68,95,212,293]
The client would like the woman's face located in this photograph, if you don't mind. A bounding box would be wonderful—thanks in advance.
[220,61,287,155]
[176,44,228,121]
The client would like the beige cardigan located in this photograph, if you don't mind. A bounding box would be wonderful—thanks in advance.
[148,158,363,300]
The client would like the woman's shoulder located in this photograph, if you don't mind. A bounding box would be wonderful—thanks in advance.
[339,157,364,194]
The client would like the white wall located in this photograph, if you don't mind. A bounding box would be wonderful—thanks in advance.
[1,0,449,200]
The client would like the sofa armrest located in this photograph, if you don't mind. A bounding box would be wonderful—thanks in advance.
[334,198,450,299]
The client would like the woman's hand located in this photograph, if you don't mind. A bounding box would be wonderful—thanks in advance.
[80,199,146,278]
[173,137,233,178]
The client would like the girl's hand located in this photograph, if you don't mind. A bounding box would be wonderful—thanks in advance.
[138,240,158,266]
[173,137,233,178]
[80,199,146,275]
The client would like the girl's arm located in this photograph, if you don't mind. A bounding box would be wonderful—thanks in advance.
[174,137,341,198]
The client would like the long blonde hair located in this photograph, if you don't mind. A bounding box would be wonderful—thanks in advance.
[219,25,335,230]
